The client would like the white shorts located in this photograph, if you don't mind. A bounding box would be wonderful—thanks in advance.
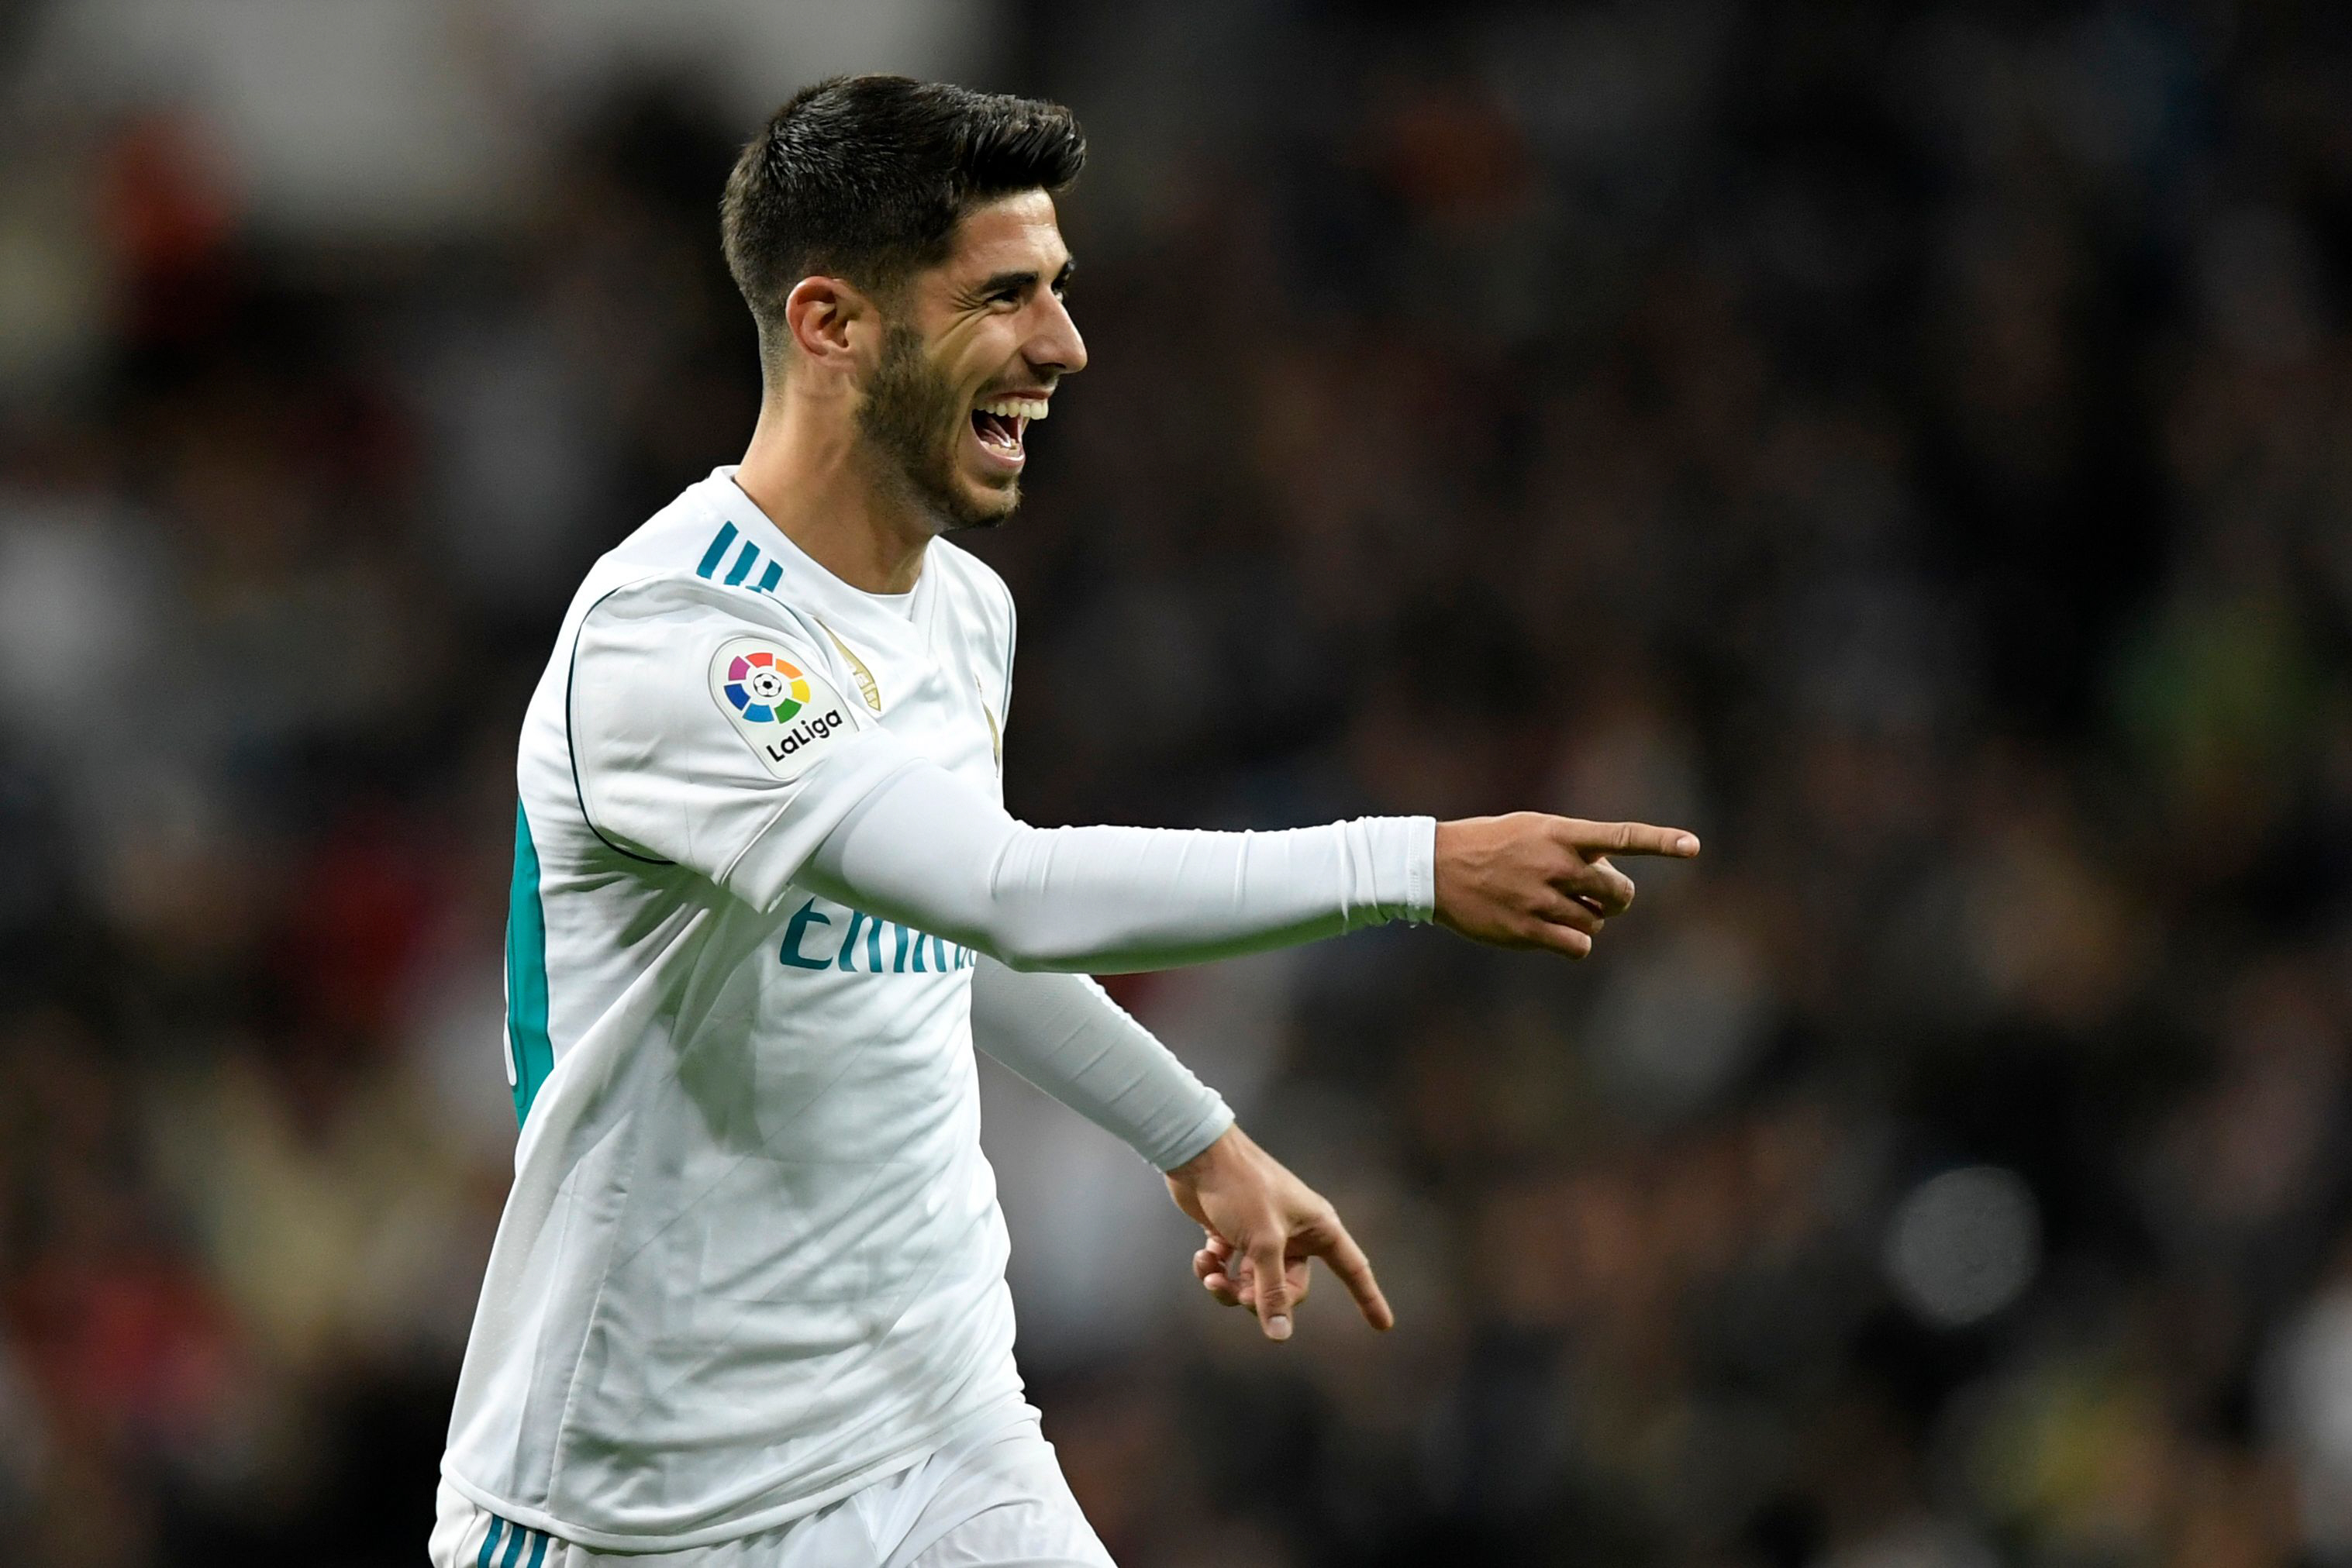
[430,1418,1115,1568]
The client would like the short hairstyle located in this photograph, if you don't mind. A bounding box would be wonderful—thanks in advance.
[722,75,1086,356]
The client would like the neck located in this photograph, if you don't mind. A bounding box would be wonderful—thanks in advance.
[733,390,935,595]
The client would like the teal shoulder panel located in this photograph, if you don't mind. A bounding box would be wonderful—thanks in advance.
[505,801,555,1126]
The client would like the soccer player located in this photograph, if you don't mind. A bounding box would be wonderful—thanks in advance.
[433,76,1699,1568]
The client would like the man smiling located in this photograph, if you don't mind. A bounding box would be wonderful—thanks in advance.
[433,76,1698,1568]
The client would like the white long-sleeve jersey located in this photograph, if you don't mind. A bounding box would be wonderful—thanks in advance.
[440,469,1434,1551]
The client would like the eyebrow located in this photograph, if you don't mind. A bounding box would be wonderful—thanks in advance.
[976,258,1077,297]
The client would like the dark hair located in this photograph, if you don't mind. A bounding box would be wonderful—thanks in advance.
[722,75,1085,356]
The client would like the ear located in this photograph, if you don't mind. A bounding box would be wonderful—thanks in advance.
[782,275,876,374]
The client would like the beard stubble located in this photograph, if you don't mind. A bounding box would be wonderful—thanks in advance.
[856,323,1016,532]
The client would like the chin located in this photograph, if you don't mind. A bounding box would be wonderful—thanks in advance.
[941,468,1021,529]
[950,484,1019,530]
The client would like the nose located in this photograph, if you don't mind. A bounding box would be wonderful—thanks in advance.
[1028,291,1087,377]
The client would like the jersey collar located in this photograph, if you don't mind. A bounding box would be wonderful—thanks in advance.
[701,467,942,688]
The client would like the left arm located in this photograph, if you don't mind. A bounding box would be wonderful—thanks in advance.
[970,958,1233,1172]
[971,959,1392,1342]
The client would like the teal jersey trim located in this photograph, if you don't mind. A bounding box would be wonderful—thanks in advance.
[505,801,556,1126]
[695,520,740,578]
[474,1517,548,1568]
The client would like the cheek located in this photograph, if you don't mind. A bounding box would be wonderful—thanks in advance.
[947,319,1019,378]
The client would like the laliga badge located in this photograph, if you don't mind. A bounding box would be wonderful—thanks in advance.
[710,638,856,781]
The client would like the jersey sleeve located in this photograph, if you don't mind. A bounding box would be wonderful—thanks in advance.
[800,759,1436,974]
[567,577,924,911]
[971,959,1232,1171]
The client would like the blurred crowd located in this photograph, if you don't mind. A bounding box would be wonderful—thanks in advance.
[4,3,2352,1565]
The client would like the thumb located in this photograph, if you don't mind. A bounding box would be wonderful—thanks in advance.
[1249,1233,1292,1342]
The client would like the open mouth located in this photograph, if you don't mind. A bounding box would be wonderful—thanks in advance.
[970,394,1049,465]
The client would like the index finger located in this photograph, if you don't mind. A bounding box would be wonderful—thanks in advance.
[1564,820,1701,860]
[1304,1217,1395,1332]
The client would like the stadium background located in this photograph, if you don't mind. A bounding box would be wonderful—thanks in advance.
[2,2,2350,1564]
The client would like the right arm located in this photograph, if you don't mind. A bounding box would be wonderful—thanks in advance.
[798,760,1696,972]
[569,581,1698,973]
[798,761,1433,973]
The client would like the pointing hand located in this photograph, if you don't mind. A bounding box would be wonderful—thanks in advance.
[1433,813,1700,958]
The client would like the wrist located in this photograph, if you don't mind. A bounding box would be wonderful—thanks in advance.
[1431,817,1472,933]
[1155,1104,1236,1173]
[1167,1122,1255,1185]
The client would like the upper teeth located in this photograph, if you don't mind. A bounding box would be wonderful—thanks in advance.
[977,397,1048,421]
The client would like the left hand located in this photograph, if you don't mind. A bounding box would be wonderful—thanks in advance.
[1163,1124,1394,1342]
